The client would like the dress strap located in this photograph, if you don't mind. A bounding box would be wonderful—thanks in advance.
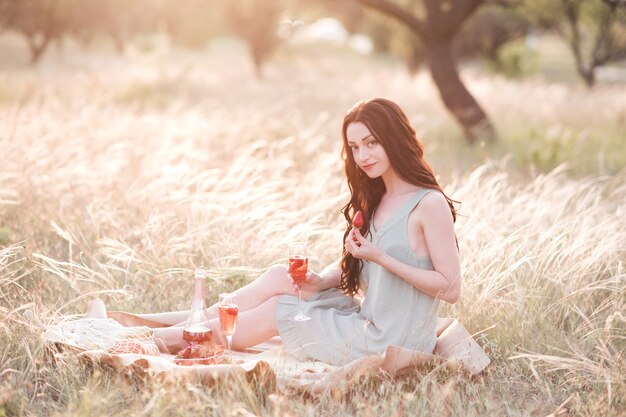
[401,188,436,219]
[372,188,436,238]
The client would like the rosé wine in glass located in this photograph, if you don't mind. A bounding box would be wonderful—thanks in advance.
[289,243,311,321]
[289,255,309,288]
[218,303,238,336]
[218,293,238,360]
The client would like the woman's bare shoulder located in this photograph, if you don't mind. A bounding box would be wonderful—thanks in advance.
[417,190,453,221]
[420,190,448,208]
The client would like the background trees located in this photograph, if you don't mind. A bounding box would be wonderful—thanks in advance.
[0,0,624,140]
[351,0,497,143]
[0,0,77,63]
[222,0,283,77]
[520,0,626,87]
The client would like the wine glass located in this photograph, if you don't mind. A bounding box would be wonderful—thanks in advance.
[289,242,311,321]
[218,293,238,360]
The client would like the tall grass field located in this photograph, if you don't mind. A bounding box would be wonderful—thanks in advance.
[1,36,625,416]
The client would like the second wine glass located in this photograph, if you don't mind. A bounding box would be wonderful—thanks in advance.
[218,293,238,360]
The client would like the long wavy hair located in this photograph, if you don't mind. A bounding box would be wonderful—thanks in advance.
[339,98,459,297]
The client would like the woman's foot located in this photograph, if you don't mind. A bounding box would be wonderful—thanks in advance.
[153,326,185,353]
[107,311,169,328]
[84,299,107,319]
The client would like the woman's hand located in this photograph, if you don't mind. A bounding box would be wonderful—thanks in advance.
[345,227,383,263]
[289,270,325,292]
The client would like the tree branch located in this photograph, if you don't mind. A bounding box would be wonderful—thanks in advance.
[424,0,485,40]
[353,0,427,39]
[488,0,521,6]
[562,0,587,74]
[591,5,616,65]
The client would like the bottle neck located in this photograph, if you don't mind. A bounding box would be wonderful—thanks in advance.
[191,277,206,309]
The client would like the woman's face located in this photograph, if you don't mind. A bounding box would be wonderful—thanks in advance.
[346,122,391,178]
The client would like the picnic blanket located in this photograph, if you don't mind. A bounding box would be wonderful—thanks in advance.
[41,300,491,393]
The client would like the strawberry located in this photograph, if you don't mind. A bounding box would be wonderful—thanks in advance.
[191,345,201,359]
[352,210,364,228]
[350,210,365,247]
[176,346,191,359]
[179,346,192,359]
[197,346,210,358]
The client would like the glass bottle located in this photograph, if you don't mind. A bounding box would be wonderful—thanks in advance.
[182,267,214,349]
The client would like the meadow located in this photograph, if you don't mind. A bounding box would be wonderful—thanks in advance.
[0,35,625,416]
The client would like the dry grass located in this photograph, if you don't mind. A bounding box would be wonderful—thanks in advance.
[0,37,625,416]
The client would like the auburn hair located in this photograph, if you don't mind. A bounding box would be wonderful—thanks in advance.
[339,98,459,296]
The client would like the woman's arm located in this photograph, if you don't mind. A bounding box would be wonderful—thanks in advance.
[297,258,342,292]
[347,193,462,304]
[374,253,461,304]
[318,259,343,288]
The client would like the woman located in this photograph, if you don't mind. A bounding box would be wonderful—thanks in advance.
[145,98,462,366]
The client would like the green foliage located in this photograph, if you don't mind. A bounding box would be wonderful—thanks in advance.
[520,126,581,170]
[488,39,539,77]
[501,123,626,175]
[0,394,27,417]
[456,6,531,64]
[0,227,10,245]
[518,0,626,85]
[115,82,170,108]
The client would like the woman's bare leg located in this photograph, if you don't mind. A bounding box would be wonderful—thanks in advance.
[138,264,315,326]
[137,310,190,326]
[208,264,317,318]
[153,295,283,353]
[227,295,282,350]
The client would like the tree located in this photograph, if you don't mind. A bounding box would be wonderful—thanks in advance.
[521,0,626,87]
[69,0,137,53]
[395,7,531,77]
[161,0,226,48]
[352,0,496,143]
[0,0,77,63]
[455,6,530,68]
[223,0,283,77]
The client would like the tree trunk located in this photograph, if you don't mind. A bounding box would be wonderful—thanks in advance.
[405,38,423,77]
[251,47,264,79]
[579,67,596,87]
[426,40,495,143]
[27,34,50,64]
[109,32,125,55]
[354,0,494,144]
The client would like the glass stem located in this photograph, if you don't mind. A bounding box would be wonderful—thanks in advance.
[297,288,303,314]
[226,335,232,357]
